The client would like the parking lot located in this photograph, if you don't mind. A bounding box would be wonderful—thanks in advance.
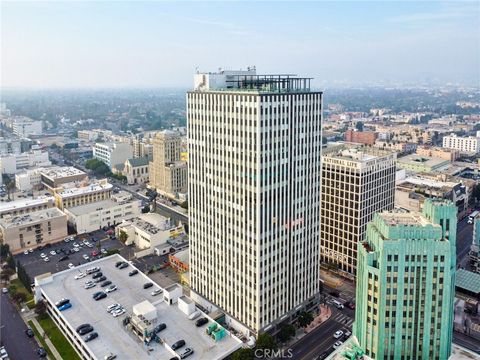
[36,254,241,360]
[14,230,130,279]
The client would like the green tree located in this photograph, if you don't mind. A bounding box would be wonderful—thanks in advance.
[118,231,129,244]
[231,348,254,360]
[35,301,48,319]
[256,333,277,351]
[6,255,16,270]
[278,324,296,342]
[8,284,17,295]
[298,311,314,327]
[0,243,10,257]
[12,292,27,304]
[85,158,112,177]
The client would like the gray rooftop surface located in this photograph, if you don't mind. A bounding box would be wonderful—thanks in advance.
[37,254,242,360]
[456,269,480,294]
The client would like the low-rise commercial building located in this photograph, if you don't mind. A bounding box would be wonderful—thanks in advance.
[0,196,55,219]
[15,167,47,192]
[93,142,133,169]
[416,145,459,161]
[40,166,87,189]
[169,248,189,273]
[77,130,99,142]
[33,254,242,360]
[0,149,51,174]
[53,179,112,210]
[0,207,67,253]
[443,134,480,154]
[64,191,141,233]
[344,130,378,145]
[0,138,22,156]
[397,154,450,173]
[12,117,43,137]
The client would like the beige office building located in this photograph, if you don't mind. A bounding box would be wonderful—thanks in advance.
[321,144,396,276]
[0,208,67,253]
[188,69,322,334]
[53,179,112,210]
[149,131,187,196]
[0,196,55,219]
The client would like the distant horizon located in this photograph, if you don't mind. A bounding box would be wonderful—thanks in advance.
[2,1,479,89]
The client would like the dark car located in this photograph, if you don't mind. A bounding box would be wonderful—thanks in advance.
[92,272,103,279]
[55,298,70,308]
[118,262,129,269]
[101,280,112,287]
[316,352,330,360]
[195,317,208,327]
[154,323,166,333]
[76,323,90,333]
[37,347,47,357]
[58,255,69,262]
[345,301,355,310]
[94,276,107,283]
[171,339,185,350]
[78,325,94,335]
[128,269,138,276]
[25,328,34,337]
[143,282,153,289]
[329,291,340,297]
[94,292,107,301]
[115,261,124,268]
[92,291,103,298]
[85,332,98,342]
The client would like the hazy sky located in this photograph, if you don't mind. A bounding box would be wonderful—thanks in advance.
[2,1,479,88]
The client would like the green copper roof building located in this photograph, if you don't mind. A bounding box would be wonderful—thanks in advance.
[354,199,456,359]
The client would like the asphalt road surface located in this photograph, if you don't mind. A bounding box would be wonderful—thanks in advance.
[289,307,353,360]
[0,292,39,360]
[457,217,474,264]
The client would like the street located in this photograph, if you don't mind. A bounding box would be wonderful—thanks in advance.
[457,217,474,266]
[0,292,40,360]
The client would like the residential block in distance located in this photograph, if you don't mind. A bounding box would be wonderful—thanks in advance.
[354,199,457,359]
[188,68,322,335]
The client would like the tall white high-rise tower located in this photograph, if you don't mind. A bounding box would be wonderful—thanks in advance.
[188,68,322,334]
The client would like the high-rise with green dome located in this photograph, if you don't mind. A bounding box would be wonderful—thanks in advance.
[354,199,456,359]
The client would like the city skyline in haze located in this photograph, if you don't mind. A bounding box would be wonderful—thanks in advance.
[2,1,479,89]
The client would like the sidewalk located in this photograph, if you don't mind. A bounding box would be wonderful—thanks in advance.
[305,305,332,333]
[20,307,62,360]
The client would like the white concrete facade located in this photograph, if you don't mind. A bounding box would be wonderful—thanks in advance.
[93,142,133,169]
[442,134,480,153]
[188,70,322,334]
[0,150,51,174]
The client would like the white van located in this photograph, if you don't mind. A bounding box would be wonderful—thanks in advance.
[332,300,344,309]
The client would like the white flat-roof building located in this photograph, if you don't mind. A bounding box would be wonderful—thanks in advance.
[12,118,43,137]
[15,167,47,192]
[0,150,51,174]
[0,207,67,253]
[64,191,141,233]
[33,254,242,360]
[40,166,87,189]
[53,179,113,210]
[0,138,22,156]
[443,134,480,154]
[93,142,133,169]
[0,196,55,219]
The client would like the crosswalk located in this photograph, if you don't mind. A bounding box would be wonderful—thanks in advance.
[332,312,354,327]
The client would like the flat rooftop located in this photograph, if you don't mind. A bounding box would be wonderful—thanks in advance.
[35,254,242,360]
[57,182,113,198]
[65,196,137,216]
[456,269,480,295]
[378,211,434,227]
[41,166,86,179]
[397,154,449,167]
[323,144,394,163]
[0,207,65,228]
[0,196,54,213]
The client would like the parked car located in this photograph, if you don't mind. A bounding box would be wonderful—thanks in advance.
[25,328,35,337]
[76,323,90,332]
[101,280,112,287]
[107,303,121,313]
[333,330,344,339]
[143,282,153,289]
[333,341,343,349]
[178,347,194,359]
[91,250,99,257]
[86,267,100,274]
[59,255,69,262]
[50,250,56,256]
[195,318,208,327]
[73,247,80,252]
[101,248,107,255]
[83,254,90,260]
[37,347,47,358]
[94,292,107,301]
[44,257,50,262]
[58,302,72,311]
[171,340,186,350]
[151,288,162,296]
[40,253,47,258]
[128,269,138,276]
[78,325,94,335]
[118,262,128,269]
[95,276,107,283]
[85,282,96,289]
[92,272,103,279]
[23,250,29,255]
[55,298,70,307]
[154,323,166,333]
[112,308,125,317]
[115,261,124,268]
[68,263,75,269]
[75,272,86,280]
[85,332,98,342]
[105,285,117,293]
